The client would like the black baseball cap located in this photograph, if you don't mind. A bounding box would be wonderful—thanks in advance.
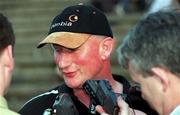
[37,4,113,49]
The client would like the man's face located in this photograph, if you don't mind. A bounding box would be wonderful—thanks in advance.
[128,64,163,112]
[52,36,104,89]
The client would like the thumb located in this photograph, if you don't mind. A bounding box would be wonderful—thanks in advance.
[117,96,130,115]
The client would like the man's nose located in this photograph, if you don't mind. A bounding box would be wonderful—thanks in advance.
[57,53,71,69]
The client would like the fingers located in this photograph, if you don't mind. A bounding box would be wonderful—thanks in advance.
[95,97,131,115]
[95,96,146,115]
[96,105,109,115]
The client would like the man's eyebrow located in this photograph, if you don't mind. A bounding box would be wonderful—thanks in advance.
[131,81,140,86]
[51,44,78,51]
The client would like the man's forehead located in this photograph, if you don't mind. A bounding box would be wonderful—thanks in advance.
[128,64,140,80]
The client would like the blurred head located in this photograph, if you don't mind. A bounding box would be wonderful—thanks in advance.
[117,11,180,113]
[0,13,15,51]
[0,13,15,95]
[37,4,115,88]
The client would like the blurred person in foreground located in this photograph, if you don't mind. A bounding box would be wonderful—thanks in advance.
[117,10,180,115]
[0,13,19,115]
[19,4,157,115]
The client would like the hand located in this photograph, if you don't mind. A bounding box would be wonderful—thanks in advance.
[96,96,147,115]
[96,96,130,115]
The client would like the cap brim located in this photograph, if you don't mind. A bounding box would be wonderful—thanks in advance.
[37,32,91,49]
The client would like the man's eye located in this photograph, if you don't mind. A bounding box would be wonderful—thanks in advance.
[54,48,77,53]
[67,48,77,53]
[54,48,62,52]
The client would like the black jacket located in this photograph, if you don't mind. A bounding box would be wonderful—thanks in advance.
[19,74,157,115]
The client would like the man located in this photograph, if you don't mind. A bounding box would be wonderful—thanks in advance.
[147,0,180,14]
[0,13,19,115]
[117,11,180,115]
[19,4,157,115]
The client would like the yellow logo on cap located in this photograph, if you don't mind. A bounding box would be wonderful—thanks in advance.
[69,15,78,22]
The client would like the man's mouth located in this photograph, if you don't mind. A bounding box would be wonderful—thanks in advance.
[63,71,76,78]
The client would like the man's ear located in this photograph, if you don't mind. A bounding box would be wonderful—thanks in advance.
[99,37,115,60]
[151,67,170,92]
[0,45,14,95]
[1,45,14,72]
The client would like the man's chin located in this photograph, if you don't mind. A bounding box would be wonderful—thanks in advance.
[142,96,155,110]
[65,81,82,89]
[146,99,156,111]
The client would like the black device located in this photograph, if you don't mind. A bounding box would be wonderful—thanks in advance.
[82,80,119,115]
[43,93,79,115]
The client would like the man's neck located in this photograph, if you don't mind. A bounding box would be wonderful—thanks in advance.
[170,104,180,115]
[73,88,90,108]
[73,77,123,108]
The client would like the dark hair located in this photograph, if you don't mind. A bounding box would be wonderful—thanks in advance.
[0,13,15,52]
[118,11,180,76]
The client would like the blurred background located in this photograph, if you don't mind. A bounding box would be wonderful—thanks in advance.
[1,0,176,112]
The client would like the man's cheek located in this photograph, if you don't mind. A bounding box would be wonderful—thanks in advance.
[54,56,59,65]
